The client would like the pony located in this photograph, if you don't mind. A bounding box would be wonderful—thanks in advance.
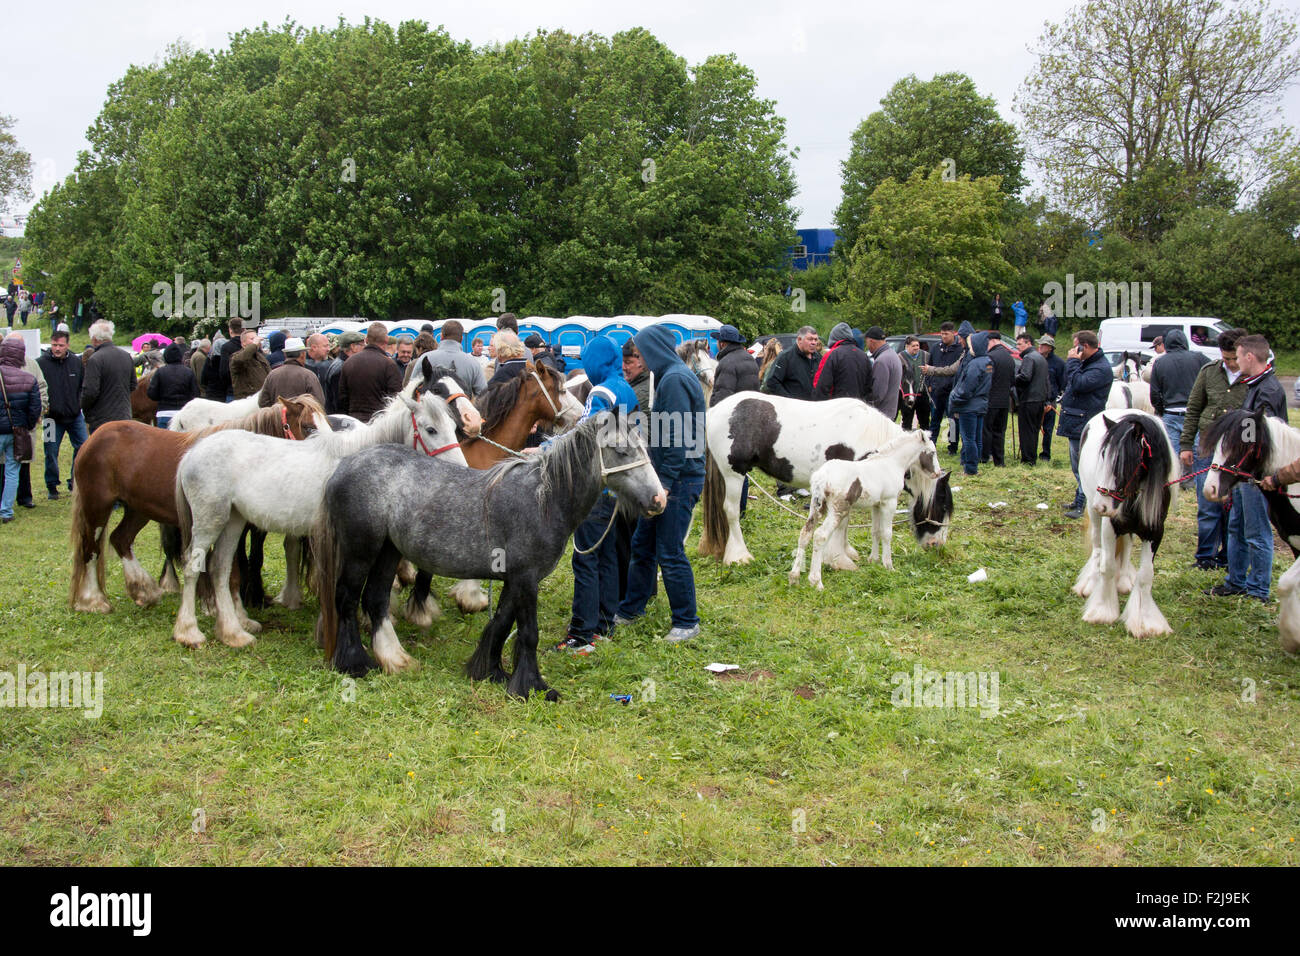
[168,393,260,431]
[676,340,718,403]
[311,411,667,698]
[188,359,484,611]
[399,361,578,621]
[1107,379,1154,414]
[172,387,466,649]
[131,371,158,424]
[698,392,953,565]
[1072,409,1179,638]
[68,395,329,613]
[790,430,943,588]
[1201,407,1300,653]
[1112,351,1150,382]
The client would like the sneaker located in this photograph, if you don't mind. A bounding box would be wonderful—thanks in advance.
[1193,559,1219,571]
[947,445,958,455]
[1,516,12,524]
[1064,507,1084,519]
[1039,453,1051,461]
[18,501,34,509]
[612,614,639,629]
[663,624,700,643]
[795,488,810,498]
[553,636,595,655]
[47,490,60,501]
[778,494,794,502]
[1205,583,1247,597]
[591,632,611,643]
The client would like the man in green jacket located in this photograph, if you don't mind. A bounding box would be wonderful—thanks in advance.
[1179,327,1248,570]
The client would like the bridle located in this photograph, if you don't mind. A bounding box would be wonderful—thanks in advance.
[572,439,656,555]
[408,393,463,458]
[1096,432,1153,504]
[281,405,297,440]
[530,368,561,418]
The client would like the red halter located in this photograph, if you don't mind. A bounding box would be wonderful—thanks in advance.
[410,411,461,458]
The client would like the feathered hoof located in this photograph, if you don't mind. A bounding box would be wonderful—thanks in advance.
[218,627,257,649]
[395,560,418,588]
[826,554,858,572]
[272,589,302,610]
[450,580,490,614]
[73,596,112,614]
[173,624,205,648]
[237,617,263,635]
[376,647,419,674]
[787,569,801,586]
[844,545,861,562]
[333,645,379,678]
[403,595,440,629]
[128,584,164,608]
[1081,606,1119,626]
[721,549,754,566]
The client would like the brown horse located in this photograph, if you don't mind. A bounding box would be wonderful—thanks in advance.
[400,363,577,620]
[131,370,158,424]
[69,395,329,613]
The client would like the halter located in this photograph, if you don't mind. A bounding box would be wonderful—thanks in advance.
[281,405,297,440]
[572,443,656,555]
[410,411,461,458]
[1096,433,1153,503]
[1209,449,1259,482]
[530,368,561,418]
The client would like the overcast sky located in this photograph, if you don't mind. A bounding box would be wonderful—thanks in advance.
[4,0,1300,233]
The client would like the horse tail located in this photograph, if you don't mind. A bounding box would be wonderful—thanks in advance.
[697,449,728,560]
[68,480,100,607]
[175,473,194,564]
[311,510,341,661]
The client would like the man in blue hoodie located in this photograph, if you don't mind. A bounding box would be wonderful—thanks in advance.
[614,324,707,643]
[925,320,977,456]
[556,336,643,654]
[946,331,992,475]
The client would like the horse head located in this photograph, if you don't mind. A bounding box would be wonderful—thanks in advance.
[1202,408,1271,503]
[401,387,469,466]
[1094,412,1175,527]
[277,394,332,439]
[413,357,483,438]
[523,362,568,427]
[591,410,666,515]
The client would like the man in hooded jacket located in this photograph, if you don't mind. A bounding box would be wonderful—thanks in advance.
[947,332,992,476]
[555,336,644,654]
[812,322,872,402]
[146,343,199,427]
[1149,328,1208,450]
[614,324,706,643]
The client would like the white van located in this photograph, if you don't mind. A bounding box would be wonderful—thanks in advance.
[1098,317,1229,362]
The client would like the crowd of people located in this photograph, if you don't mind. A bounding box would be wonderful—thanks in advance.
[1,307,1293,653]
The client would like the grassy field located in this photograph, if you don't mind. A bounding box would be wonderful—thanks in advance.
[2,402,1299,866]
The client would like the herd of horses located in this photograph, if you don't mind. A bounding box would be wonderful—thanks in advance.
[60,341,1300,701]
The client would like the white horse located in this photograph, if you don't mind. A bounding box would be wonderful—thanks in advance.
[789,430,943,589]
[1202,408,1300,653]
[1107,379,1154,414]
[699,393,953,566]
[169,394,260,431]
[1073,409,1180,638]
[172,388,468,650]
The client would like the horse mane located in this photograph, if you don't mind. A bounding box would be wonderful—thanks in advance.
[481,414,605,514]
[1200,408,1272,473]
[866,430,922,460]
[1100,412,1176,530]
[676,340,708,361]
[475,365,529,434]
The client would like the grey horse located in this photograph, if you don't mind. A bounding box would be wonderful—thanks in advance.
[313,411,667,700]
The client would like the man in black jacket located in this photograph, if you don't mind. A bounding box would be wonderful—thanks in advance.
[35,329,86,499]
[981,331,1015,466]
[761,325,821,399]
[146,343,199,427]
[1038,335,1066,460]
[812,322,872,402]
[1014,333,1049,465]
[922,322,964,453]
[1149,328,1208,451]
[81,320,138,433]
[215,318,244,401]
[709,325,759,407]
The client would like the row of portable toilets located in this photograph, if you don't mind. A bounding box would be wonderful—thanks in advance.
[298,315,723,372]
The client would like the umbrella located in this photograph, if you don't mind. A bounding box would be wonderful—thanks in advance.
[131,333,173,352]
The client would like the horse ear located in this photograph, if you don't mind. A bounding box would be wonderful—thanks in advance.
[1103,415,1115,432]
[400,393,419,412]
[276,395,289,408]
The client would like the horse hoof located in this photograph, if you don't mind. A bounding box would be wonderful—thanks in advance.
[220,630,257,649]
[74,598,112,614]
[334,651,379,678]
[239,618,263,635]
[173,628,205,648]
[377,651,419,674]
[788,570,800,586]
[545,688,560,702]
[722,552,754,566]
[827,555,858,571]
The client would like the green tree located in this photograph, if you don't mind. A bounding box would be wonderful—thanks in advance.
[1017,0,1300,225]
[836,73,1024,246]
[0,114,31,213]
[844,168,1013,333]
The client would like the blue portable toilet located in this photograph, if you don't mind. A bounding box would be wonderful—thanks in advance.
[550,317,599,371]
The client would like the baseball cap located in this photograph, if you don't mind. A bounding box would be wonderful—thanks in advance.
[523,334,545,349]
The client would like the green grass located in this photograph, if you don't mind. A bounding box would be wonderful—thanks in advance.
[3,416,1300,865]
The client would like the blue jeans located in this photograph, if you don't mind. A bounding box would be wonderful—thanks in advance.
[569,494,620,642]
[43,414,89,493]
[957,411,983,475]
[1192,447,1227,565]
[0,434,17,518]
[618,477,703,629]
[1161,412,1184,452]
[1069,436,1084,507]
[1226,483,1273,599]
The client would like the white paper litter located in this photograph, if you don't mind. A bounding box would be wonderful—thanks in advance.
[988,501,1008,509]
[951,485,962,492]
[704,663,740,673]
[967,568,988,583]
[1036,503,1049,510]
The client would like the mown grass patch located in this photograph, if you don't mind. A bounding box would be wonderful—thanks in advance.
[2,418,1298,865]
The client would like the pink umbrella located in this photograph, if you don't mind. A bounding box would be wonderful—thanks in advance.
[131,333,173,352]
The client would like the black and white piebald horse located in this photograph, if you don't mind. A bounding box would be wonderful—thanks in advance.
[312,411,666,700]
[699,393,953,565]
[1202,407,1300,653]
[1073,409,1180,637]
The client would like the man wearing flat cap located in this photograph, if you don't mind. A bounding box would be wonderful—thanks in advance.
[709,325,759,407]
[323,330,365,415]
[864,326,903,419]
